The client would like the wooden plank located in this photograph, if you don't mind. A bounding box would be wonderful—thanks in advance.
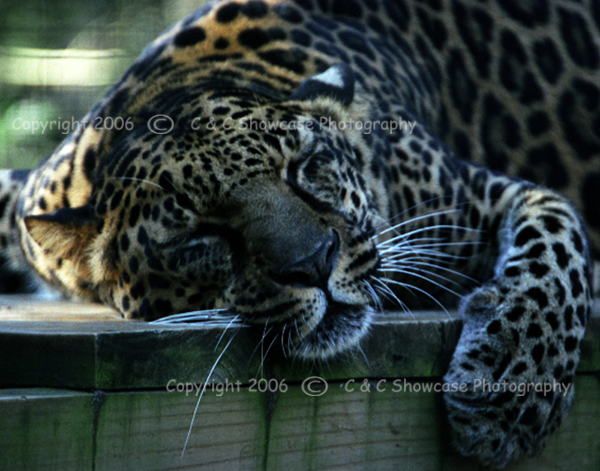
[0,296,598,470]
[266,380,445,470]
[1,376,598,471]
[0,316,460,388]
[0,389,94,471]
[1,299,598,390]
[95,389,266,471]
[0,300,468,389]
[0,320,258,389]
[0,295,122,321]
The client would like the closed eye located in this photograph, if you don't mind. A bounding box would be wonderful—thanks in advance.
[160,223,245,274]
[158,223,242,251]
[189,223,246,259]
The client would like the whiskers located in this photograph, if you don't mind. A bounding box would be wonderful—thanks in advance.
[370,209,483,316]
[151,308,245,458]
[181,328,239,459]
[361,279,383,311]
[150,308,245,327]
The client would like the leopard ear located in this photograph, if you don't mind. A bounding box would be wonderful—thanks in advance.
[289,63,355,106]
[24,205,98,259]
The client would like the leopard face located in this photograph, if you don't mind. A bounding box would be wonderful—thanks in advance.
[20,64,393,359]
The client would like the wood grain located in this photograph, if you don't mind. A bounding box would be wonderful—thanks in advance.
[1,377,598,471]
[0,296,598,470]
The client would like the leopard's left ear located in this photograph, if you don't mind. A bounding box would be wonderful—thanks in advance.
[289,63,355,106]
[24,205,98,259]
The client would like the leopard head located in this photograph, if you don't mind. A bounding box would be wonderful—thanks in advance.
[22,64,391,358]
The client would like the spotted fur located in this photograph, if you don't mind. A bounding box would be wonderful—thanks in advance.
[0,0,597,467]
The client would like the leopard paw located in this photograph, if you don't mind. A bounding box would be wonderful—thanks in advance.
[443,283,585,467]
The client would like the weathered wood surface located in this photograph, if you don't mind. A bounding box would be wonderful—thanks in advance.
[0,296,470,389]
[0,296,599,470]
[0,296,598,388]
[1,377,599,471]
[0,295,123,321]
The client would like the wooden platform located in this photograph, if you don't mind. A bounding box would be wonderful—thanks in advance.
[0,295,599,471]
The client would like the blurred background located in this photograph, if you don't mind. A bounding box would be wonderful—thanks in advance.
[0,0,209,169]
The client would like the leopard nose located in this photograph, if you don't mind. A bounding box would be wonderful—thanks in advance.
[272,230,340,289]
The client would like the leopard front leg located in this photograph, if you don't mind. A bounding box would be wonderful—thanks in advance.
[444,188,593,467]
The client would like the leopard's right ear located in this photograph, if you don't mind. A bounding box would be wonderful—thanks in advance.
[24,205,98,259]
[289,63,355,106]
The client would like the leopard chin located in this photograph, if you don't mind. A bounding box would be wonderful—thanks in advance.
[290,303,374,360]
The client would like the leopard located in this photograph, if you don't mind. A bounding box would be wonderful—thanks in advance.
[0,0,597,467]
